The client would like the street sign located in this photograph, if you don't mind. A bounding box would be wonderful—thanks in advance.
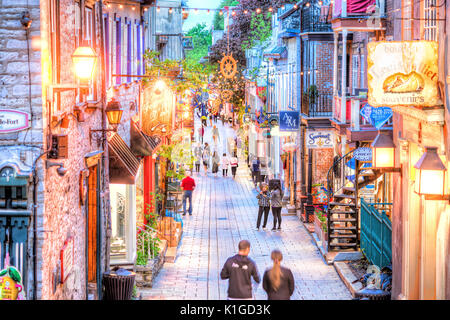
[279,111,299,131]
[353,147,373,162]
[305,130,334,149]
[360,104,393,129]
[0,110,31,133]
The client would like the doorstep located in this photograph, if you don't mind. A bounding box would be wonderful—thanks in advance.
[164,247,177,263]
[334,261,363,298]
[281,205,297,216]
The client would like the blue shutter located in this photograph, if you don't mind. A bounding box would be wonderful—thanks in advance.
[127,20,132,83]
[136,21,141,79]
[115,16,121,86]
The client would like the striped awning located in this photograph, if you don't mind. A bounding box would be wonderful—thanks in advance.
[108,133,141,184]
[263,46,287,59]
[130,120,162,157]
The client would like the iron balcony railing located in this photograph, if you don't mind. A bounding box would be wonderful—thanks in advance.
[302,92,333,117]
[301,5,332,33]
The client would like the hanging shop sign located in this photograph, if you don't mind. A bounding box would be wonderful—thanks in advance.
[306,130,334,149]
[219,53,238,79]
[367,41,439,107]
[0,256,26,300]
[353,147,373,162]
[268,115,279,128]
[141,84,173,136]
[243,114,251,124]
[279,111,299,131]
[0,110,31,133]
[60,237,74,284]
[360,104,393,129]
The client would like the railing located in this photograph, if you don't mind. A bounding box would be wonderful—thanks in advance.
[0,211,31,289]
[360,199,392,268]
[326,149,356,199]
[136,224,161,266]
[332,0,386,18]
[308,93,333,117]
[301,4,332,32]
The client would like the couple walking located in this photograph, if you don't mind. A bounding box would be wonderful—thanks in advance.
[221,240,294,300]
[256,181,283,231]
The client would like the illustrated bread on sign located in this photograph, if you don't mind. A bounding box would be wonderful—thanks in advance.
[382,71,425,93]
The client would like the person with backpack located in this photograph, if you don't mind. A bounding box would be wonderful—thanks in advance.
[251,157,261,186]
[269,180,284,231]
[212,151,220,177]
[256,183,271,231]
[262,250,294,300]
[220,240,261,300]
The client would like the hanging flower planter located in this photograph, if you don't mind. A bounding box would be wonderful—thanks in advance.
[282,142,297,153]
[167,66,181,78]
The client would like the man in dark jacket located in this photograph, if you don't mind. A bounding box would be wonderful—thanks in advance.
[220,240,260,300]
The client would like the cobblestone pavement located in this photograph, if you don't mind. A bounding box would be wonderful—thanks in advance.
[140,119,351,300]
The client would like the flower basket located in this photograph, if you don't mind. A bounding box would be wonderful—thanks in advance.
[167,67,181,78]
[311,184,328,205]
[314,208,328,243]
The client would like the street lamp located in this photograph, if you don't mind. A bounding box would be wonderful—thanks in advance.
[71,46,97,81]
[105,97,123,130]
[414,146,448,200]
[371,130,396,169]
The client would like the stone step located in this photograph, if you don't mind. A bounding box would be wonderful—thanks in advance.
[329,210,356,214]
[333,194,356,200]
[330,218,357,222]
[329,234,357,238]
[330,226,357,230]
[329,202,356,207]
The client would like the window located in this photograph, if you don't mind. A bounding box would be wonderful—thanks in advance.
[352,55,359,93]
[136,22,142,78]
[423,0,438,41]
[126,21,132,82]
[104,14,110,88]
[360,54,366,89]
[402,0,413,40]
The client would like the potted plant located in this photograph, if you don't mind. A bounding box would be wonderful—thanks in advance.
[314,206,328,243]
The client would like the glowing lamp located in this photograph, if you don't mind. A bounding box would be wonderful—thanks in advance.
[414,147,447,197]
[71,46,97,81]
[371,130,395,169]
[105,97,123,129]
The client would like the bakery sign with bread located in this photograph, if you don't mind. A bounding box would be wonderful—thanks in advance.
[367,41,438,107]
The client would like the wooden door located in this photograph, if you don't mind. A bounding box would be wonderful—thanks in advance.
[87,165,98,283]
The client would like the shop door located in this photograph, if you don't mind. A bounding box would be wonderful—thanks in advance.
[87,165,98,283]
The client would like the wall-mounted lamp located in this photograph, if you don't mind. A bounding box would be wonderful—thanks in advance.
[45,160,67,177]
[371,129,400,172]
[90,97,123,145]
[414,146,448,201]
[71,46,97,82]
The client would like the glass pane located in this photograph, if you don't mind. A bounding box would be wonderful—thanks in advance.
[110,184,128,261]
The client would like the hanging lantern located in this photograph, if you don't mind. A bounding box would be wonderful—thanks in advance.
[414,147,447,197]
[371,130,395,169]
[105,97,123,129]
[71,46,97,81]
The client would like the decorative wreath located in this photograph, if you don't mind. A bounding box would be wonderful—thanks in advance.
[221,90,233,101]
[219,54,238,79]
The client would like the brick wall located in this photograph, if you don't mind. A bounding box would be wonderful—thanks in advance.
[315,41,334,93]
[312,148,333,186]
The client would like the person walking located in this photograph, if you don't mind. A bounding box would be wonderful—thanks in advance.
[262,250,294,300]
[212,125,220,145]
[221,153,230,177]
[194,143,202,173]
[180,171,196,216]
[198,124,205,144]
[209,113,213,126]
[212,151,220,177]
[251,157,261,186]
[220,240,261,300]
[202,144,210,175]
[269,181,284,231]
[256,183,271,231]
[230,152,239,179]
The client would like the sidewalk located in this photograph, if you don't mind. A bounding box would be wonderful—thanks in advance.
[140,118,351,300]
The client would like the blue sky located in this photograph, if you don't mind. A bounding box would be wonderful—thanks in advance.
[182,0,223,32]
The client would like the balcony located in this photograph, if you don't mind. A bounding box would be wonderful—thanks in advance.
[331,0,386,31]
[301,3,332,33]
[302,92,333,118]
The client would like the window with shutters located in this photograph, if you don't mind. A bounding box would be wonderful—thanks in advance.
[423,0,438,41]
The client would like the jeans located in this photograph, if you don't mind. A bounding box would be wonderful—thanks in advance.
[257,206,270,228]
[272,207,282,229]
[183,190,193,215]
[195,163,200,172]
[222,169,228,176]
[252,171,260,184]
[231,166,237,177]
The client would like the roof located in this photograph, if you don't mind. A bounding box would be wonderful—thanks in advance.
[108,133,141,184]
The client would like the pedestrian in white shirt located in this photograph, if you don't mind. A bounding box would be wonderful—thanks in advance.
[221,153,230,177]
[230,152,239,179]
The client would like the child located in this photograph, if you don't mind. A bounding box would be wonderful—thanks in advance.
[256,183,271,231]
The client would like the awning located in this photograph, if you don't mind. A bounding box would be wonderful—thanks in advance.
[263,46,287,59]
[130,120,162,157]
[108,133,141,184]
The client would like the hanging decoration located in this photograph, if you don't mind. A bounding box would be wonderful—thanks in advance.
[0,254,26,300]
[219,53,238,79]
[221,90,233,102]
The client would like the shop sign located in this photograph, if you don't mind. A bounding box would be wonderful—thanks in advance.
[0,110,31,133]
[268,115,279,128]
[279,111,299,131]
[367,41,439,107]
[306,130,334,149]
[60,237,74,284]
[141,85,173,136]
[353,147,373,162]
[243,114,251,124]
[360,104,393,129]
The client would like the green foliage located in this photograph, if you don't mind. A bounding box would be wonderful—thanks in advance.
[213,0,240,30]
[136,204,162,266]
[185,23,212,63]
[241,12,273,51]
[314,206,328,233]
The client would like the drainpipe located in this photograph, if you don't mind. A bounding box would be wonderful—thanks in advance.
[341,29,348,123]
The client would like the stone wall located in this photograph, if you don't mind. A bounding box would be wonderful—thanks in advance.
[312,148,333,186]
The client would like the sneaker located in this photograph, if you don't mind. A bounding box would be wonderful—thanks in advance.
[262,227,267,231]
[183,213,186,216]
[189,213,193,216]
[277,227,281,231]
[271,228,276,231]
[256,227,260,231]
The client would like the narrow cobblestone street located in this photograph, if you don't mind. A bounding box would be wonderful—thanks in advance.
[141,120,352,300]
